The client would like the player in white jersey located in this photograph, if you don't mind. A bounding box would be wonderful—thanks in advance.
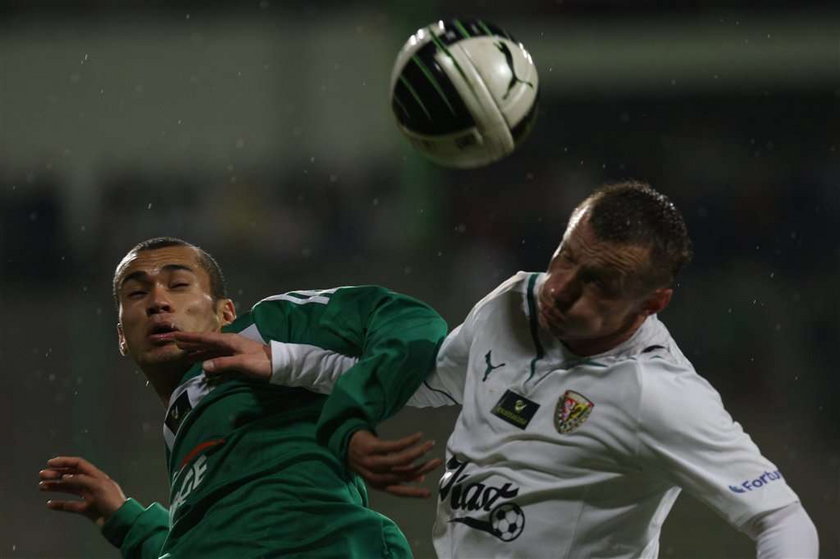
[178,182,819,558]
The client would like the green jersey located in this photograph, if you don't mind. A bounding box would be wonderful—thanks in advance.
[101,285,447,558]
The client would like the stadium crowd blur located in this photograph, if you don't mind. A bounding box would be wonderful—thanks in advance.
[2,1,838,557]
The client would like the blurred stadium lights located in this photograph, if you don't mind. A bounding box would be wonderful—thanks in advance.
[520,13,840,93]
[0,8,837,252]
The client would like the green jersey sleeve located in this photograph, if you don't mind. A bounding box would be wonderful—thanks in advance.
[101,498,169,559]
[249,285,447,462]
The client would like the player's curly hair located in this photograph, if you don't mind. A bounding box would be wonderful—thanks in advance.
[579,181,693,288]
[112,237,228,306]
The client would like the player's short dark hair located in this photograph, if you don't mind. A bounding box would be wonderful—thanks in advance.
[580,181,692,289]
[112,237,228,305]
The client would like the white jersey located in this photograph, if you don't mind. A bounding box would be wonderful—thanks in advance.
[420,272,799,559]
[268,272,801,559]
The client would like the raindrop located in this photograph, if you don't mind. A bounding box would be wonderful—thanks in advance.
[147,203,153,210]
[372,198,379,206]
[403,266,412,275]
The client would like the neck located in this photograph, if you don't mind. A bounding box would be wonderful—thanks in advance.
[561,315,648,357]
[141,361,190,406]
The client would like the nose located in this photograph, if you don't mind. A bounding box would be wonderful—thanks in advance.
[547,271,581,311]
[146,284,173,315]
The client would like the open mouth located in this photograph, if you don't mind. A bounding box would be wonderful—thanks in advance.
[147,323,179,343]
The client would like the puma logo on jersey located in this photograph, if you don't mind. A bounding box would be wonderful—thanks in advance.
[482,350,505,381]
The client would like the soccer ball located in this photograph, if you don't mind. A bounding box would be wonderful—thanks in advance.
[390,19,539,169]
[490,502,525,541]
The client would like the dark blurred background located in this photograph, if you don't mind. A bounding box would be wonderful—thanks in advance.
[2,1,838,557]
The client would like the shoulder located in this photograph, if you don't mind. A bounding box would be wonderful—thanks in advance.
[469,271,538,318]
[632,349,732,439]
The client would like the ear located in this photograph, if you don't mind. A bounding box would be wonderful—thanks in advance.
[116,323,128,356]
[641,288,673,317]
[216,298,236,327]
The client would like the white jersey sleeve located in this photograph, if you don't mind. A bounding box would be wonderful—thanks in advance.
[636,357,800,529]
[404,321,471,407]
[270,340,358,393]
[408,274,528,408]
[742,502,819,559]
[269,329,465,408]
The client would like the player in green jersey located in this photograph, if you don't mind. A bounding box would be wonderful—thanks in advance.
[39,237,447,558]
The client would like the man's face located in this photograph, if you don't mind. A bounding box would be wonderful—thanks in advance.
[538,210,668,356]
[115,245,232,369]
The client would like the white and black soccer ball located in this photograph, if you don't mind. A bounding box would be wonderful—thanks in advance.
[390,18,539,169]
[490,502,525,541]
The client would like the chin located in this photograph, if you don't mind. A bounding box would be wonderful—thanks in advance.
[140,345,186,366]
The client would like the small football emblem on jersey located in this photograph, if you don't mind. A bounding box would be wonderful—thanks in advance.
[555,390,594,434]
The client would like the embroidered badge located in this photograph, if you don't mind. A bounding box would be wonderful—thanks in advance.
[491,389,540,429]
[165,391,193,436]
[554,390,594,434]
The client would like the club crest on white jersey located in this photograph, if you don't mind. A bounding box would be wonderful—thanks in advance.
[555,390,594,434]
